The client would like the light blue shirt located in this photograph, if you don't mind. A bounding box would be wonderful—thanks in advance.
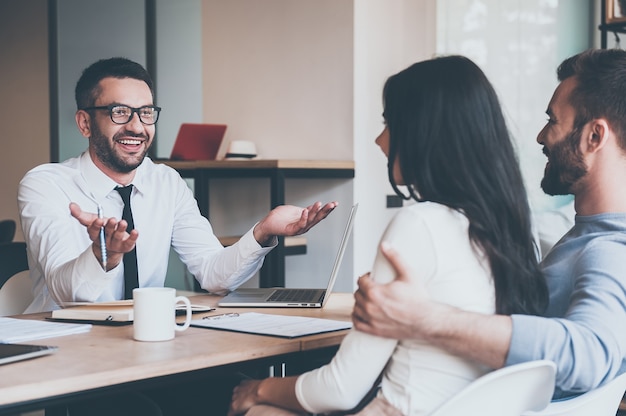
[18,152,274,312]
[507,213,626,398]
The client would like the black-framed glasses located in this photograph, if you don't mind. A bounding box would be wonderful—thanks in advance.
[82,104,162,125]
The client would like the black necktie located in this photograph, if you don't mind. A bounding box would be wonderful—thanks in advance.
[116,185,139,299]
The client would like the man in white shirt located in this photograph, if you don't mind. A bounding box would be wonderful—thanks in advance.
[19,57,336,313]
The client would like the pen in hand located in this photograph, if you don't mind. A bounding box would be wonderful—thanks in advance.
[97,205,107,271]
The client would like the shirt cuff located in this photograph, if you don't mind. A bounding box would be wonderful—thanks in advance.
[71,247,118,300]
[506,314,539,366]
[239,224,278,253]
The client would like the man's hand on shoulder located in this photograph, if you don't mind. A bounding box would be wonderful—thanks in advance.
[352,242,438,340]
[353,242,512,369]
[253,201,337,246]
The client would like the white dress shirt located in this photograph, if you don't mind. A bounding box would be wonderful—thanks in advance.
[18,151,274,312]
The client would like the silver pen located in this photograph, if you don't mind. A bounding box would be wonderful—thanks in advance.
[97,205,107,271]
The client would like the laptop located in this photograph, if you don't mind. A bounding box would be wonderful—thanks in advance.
[170,123,228,161]
[219,203,358,308]
[0,343,58,366]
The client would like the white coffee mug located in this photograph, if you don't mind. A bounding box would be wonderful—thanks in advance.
[133,287,192,342]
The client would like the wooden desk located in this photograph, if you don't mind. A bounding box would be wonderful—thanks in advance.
[0,293,353,415]
[157,159,355,288]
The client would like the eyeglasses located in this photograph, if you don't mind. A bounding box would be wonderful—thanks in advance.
[82,104,162,125]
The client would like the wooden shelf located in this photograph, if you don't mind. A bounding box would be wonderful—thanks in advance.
[599,0,626,48]
[158,159,355,171]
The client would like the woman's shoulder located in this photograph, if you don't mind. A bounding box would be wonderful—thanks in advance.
[395,201,465,223]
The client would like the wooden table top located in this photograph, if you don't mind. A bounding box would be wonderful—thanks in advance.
[0,292,353,407]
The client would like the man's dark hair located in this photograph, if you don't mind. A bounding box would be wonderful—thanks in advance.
[75,57,154,110]
[557,48,626,149]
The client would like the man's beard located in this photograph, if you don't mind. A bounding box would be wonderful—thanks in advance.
[90,121,150,174]
[540,127,587,196]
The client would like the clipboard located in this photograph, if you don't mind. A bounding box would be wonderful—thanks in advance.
[191,312,352,338]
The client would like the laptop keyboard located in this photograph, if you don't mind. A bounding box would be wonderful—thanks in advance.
[267,289,322,302]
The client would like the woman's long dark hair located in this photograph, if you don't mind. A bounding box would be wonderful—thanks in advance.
[383,55,548,315]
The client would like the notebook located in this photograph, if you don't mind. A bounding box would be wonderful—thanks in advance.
[218,203,358,308]
[50,301,135,325]
[169,123,228,161]
[0,343,58,366]
[49,301,214,325]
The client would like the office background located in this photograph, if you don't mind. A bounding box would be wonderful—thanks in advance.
[0,0,609,292]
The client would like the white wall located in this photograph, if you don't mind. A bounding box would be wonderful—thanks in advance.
[155,0,204,156]
[436,0,593,213]
[200,0,354,161]
[353,0,437,279]
[55,0,147,162]
[196,1,357,292]
[0,0,49,241]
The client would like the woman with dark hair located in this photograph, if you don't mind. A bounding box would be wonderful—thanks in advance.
[228,55,548,416]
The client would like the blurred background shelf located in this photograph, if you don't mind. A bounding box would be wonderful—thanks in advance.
[218,236,307,256]
[160,159,354,288]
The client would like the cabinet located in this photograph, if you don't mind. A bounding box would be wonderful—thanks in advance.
[159,159,355,289]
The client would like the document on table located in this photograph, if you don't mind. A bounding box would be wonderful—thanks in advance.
[0,317,92,343]
[191,312,352,338]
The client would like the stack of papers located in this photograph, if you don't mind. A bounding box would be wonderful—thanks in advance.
[191,312,352,338]
[0,317,91,344]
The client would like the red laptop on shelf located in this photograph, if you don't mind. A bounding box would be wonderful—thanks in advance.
[169,123,228,161]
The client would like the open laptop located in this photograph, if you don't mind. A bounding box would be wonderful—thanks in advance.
[170,123,228,161]
[219,203,358,308]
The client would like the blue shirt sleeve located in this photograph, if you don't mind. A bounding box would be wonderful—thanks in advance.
[507,238,626,397]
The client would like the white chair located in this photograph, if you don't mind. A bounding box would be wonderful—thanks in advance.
[429,360,556,416]
[522,372,626,416]
[0,242,33,316]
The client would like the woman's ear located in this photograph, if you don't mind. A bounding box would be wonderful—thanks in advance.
[75,110,92,138]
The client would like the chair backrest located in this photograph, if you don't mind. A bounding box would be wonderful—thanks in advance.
[0,242,33,316]
[429,360,556,416]
[522,372,626,416]
[0,219,16,243]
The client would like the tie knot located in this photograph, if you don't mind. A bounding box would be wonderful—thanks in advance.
[116,185,133,203]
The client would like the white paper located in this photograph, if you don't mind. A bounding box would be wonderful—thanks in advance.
[191,312,351,338]
[0,317,92,343]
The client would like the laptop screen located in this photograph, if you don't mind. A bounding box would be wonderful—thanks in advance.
[170,123,227,161]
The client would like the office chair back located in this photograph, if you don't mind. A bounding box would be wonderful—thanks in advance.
[522,371,626,416]
[0,219,16,243]
[429,360,556,416]
[0,242,32,315]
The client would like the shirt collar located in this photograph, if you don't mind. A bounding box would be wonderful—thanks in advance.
[79,151,119,201]
[129,156,151,195]
[78,151,151,200]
